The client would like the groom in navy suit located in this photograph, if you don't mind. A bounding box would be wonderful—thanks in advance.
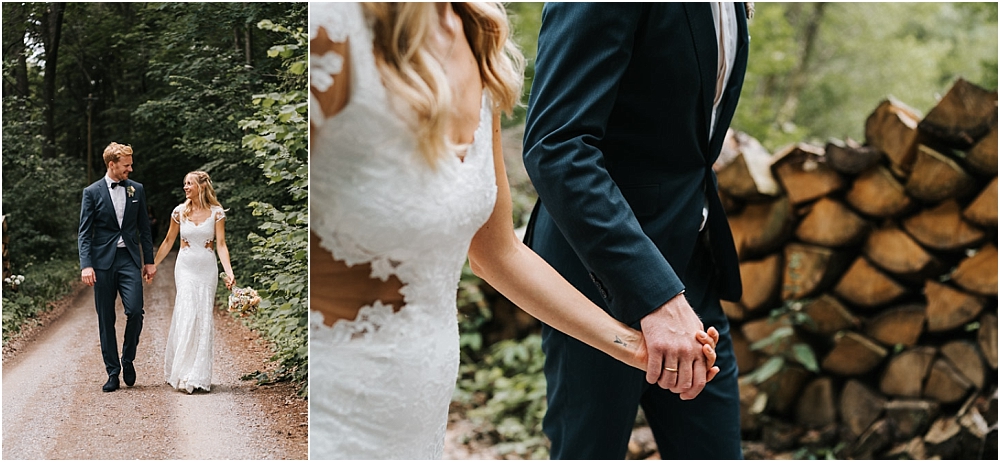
[79,142,156,392]
[523,3,749,459]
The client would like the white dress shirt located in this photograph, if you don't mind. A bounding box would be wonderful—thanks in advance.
[702,2,739,231]
[104,175,127,248]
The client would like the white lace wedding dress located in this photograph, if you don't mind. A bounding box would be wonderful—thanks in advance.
[309,2,498,459]
[164,204,225,393]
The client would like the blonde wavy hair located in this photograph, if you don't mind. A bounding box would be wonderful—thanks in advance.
[182,171,224,221]
[361,2,525,166]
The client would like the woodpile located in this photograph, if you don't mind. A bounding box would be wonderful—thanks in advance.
[717,78,998,459]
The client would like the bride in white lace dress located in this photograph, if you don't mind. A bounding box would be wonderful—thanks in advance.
[309,3,719,459]
[152,171,236,393]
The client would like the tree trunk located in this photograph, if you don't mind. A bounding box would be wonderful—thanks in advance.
[840,379,886,437]
[728,195,795,259]
[826,138,883,175]
[1,3,31,97]
[978,312,998,370]
[880,346,936,398]
[864,224,943,281]
[918,77,998,149]
[821,331,887,376]
[795,197,869,247]
[716,135,781,200]
[865,97,922,175]
[40,2,66,158]
[904,144,975,203]
[902,200,985,252]
[962,177,997,227]
[924,358,974,404]
[796,377,837,428]
[965,117,997,176]
[739,253,783,313]
[833,257,907,309]
[846,165,914,218]
[782,243,850,301]
[800,294,859,335]
[770,143,845,205]
[885,399,940,440]
[951,243,998,297]
[773,2,827,129]
[865,304,926,348]
[924,280,984,333]
[940,340,986,390]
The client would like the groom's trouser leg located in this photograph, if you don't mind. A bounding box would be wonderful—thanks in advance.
[641,234,742,459]
[541,233,742,460]
[116,249,144,368]
[542,324,647,459]
[94,252,122,376]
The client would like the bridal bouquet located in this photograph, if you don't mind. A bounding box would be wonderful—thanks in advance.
[227,285,261,317]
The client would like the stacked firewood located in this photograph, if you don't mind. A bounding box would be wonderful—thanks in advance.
[716,78,998,459]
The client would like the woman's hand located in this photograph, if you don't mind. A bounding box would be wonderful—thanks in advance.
[636,326,721,400]
[224,273,236,290]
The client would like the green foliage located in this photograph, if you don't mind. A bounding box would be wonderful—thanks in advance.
[458,263,492,357]
[734,2,998,151]
[503,2,543,128]
[2,259,80,341]
[455,335,550,459]
[743,303,820,385]
[1,94,83,268]
[237,20,308,393]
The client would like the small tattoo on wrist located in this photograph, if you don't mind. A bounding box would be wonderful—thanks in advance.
[614,335,627,347]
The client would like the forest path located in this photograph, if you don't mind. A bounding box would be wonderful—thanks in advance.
[2,252,306,460]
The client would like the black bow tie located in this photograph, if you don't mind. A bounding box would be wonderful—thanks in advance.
[111,181,123,189]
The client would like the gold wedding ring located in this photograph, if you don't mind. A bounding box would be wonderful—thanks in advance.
[663,367,678,372]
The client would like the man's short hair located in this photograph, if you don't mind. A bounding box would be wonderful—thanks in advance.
[103,142,133,166]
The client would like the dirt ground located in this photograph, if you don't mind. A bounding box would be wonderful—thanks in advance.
[2,252,307,460]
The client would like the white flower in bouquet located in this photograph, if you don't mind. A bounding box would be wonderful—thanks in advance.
[221,273,260,317]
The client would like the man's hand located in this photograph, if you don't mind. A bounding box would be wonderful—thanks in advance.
[639,292,715,399]
[143,264,157,283]
[81,267,96,287]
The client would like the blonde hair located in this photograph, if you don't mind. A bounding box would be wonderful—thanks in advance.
[182,171,223,221]
[361,2,524,166]
[103,142,133,166]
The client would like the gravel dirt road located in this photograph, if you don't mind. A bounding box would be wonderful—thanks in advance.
[2,252,307,460]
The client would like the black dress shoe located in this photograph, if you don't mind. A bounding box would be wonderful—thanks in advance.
[122,362,136,387]
[103,375,120,392]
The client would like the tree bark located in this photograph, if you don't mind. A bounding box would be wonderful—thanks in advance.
[924,280,984,333]
[880,346,936,398]
[774,2,827,129]
[865,304,926,348]
[40,2,66,158]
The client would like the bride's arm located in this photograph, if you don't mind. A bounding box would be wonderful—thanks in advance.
[215,214,235,290]
[468,110,718,373]
[152,216,179,268]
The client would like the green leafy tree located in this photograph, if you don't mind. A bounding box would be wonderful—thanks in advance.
[238,19,308,392]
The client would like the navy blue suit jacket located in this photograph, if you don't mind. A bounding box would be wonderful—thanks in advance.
[78,178,154,271]
[523,2,748,326]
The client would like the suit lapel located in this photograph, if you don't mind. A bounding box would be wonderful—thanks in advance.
[683,2,718,149]
[94,179,120,230]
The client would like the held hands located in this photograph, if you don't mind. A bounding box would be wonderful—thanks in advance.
[143,264,157,284]
[224,273,236,291]
[639,292,720,400]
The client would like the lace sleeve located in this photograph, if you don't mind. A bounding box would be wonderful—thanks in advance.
[171,204,184,223]
[310,2,364,127]
[214,207,226,222]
